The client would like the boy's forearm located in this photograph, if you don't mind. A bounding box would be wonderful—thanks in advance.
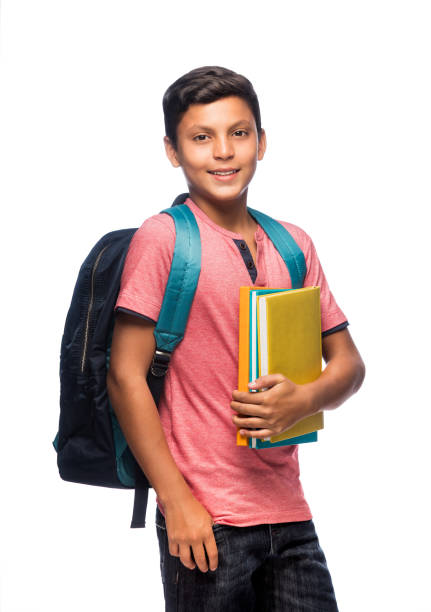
[107,373,191,509]
[306,353,365,416]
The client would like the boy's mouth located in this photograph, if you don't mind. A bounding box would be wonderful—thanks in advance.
[207,169,240,176]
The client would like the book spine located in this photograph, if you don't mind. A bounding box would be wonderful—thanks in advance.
[237,286,251,446]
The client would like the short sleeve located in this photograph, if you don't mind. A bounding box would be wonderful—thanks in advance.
[115,214,176,322]
[300,230,349,335]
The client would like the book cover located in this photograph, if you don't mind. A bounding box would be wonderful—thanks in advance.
[237,286,322,448]
[250,286,323,449]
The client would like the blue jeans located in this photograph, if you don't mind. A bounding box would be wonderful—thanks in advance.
[155,506,339,611]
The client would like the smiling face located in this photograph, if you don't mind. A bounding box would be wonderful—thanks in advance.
[164,95,266,209]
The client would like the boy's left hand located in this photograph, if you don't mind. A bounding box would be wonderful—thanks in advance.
[230,374,314,439]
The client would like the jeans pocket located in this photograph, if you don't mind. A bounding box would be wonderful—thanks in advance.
[211,523,230,548]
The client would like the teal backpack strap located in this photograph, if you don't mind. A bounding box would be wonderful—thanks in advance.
[247,207,306,289]
[131,203,201,529]
[152,203,201,360]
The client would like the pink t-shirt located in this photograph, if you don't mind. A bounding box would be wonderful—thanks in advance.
[115,197,348,526]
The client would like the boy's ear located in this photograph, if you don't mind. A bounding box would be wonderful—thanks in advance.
[164,136,181,168]
[257,129,267,161]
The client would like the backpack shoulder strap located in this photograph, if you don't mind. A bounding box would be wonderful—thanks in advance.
[131,203,201,528]
[247,207,306,289]
[155,203,201,354]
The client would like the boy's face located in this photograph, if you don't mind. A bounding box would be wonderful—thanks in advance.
[164,96,266,207]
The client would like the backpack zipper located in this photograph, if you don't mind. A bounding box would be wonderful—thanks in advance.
[81,245,109,372]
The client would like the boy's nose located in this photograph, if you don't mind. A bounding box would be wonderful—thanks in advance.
[213,137,234,159]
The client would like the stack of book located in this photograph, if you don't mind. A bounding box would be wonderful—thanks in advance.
[236,286,324,449]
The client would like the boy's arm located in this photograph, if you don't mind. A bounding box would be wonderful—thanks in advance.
[106,312,218,573]
[308,327,366,414]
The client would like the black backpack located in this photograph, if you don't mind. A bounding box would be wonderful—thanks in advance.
[53,193,306,528]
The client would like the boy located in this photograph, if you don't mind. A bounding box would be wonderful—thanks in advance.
[107,66,365,611]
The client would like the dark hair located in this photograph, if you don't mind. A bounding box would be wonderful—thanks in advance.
[162,65,262,150]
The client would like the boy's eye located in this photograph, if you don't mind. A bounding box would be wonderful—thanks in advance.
[193,134,209,141]
[234,130,248,136]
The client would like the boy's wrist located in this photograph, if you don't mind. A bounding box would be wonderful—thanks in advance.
[302,381,324,417]
[158,477,193,510]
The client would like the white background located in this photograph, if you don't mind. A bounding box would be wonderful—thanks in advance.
[1,1,430,610]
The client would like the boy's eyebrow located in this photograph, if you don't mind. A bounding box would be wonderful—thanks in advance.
[187,119,253,133]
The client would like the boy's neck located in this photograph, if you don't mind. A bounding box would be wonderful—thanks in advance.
[188,189,257,235]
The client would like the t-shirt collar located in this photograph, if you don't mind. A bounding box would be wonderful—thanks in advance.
[184,197,264,241]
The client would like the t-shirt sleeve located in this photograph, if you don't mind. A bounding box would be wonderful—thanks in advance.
[115,214,176,322]
[300,230,349,336]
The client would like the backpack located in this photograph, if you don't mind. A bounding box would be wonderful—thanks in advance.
[53,192,307,528]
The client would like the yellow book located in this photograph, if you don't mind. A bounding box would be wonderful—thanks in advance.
[256,286,324,444]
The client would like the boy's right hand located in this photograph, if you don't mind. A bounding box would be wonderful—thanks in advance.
[163,491,219,573]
